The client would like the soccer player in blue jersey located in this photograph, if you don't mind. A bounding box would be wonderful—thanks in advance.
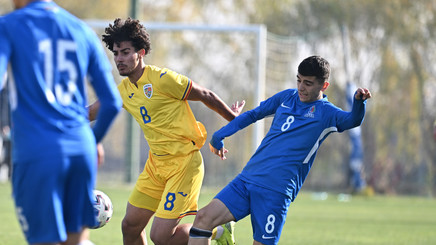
[188,56,372,245]
[0,0,122,244]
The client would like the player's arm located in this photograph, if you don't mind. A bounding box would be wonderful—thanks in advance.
[336,87,371,132]
[86,31,122,143]
[186,81,245,121]
[87,101,109,167]
[209,91,284,160]
[87,100,100,122]
[210,108,267,160]
[209,111,255,160]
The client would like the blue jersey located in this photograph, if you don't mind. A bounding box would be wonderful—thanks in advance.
[0,1,121,162]
[211,88,366,201]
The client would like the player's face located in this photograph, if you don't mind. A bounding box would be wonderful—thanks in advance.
[113,41,142,77]
[297,74,329,103]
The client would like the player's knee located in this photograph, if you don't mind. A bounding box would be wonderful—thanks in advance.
[150,228,178,245]
[121,216,140,235]
[121,218,130,235]
[150,232,166,245]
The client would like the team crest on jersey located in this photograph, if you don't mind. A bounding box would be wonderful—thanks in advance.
[304,105,316,118]
[143,84,153,99]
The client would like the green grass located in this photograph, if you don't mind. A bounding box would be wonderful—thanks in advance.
[1,182,435,245]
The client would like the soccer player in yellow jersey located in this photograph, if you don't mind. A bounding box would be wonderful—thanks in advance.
[88,18,244,245]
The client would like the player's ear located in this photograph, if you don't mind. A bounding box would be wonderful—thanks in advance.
[137,49,146,58]
[321,81,330,91]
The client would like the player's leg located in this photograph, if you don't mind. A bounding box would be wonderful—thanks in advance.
[15,149,96,245]
[122,201,155,245]
[76,229,95,245]
[149,217,191,245]
[12,153,69,244]
[122,152,164,245]
[189,176,250,245]
[63,147,99,245]
[189,199,236,245]
[248,183,291,245]
[63,228,89,245]
[149,151,204,245]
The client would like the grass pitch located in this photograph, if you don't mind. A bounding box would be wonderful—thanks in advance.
[1,182,435,245]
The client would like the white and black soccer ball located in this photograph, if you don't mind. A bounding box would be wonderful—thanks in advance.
[92,190,113,229]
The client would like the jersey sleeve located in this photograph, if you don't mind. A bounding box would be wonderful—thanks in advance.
[86,28,122,142]
[210,90,288,149]
[155,68,192,100]
[334,96,367,132]
[0,19,11,90]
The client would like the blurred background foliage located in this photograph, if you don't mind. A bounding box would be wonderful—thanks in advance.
[0,0,435,196]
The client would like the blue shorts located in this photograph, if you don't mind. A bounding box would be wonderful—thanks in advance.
[215,175,292,245]
[12,147,98,244]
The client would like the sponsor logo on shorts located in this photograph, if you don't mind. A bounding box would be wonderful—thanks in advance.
[178,192,187,197]
[262,234,274,239]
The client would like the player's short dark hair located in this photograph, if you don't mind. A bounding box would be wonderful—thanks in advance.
[298,56,330,83]
[102,17,151,55]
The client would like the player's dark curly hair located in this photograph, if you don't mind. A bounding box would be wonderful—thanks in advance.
[298,56,330,83]
[102,17,151,55]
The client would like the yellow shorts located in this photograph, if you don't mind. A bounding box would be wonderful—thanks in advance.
[128,150,204,219]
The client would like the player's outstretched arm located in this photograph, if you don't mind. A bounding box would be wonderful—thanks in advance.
[187,81,245,121]
[354,87,372,101]
[337,87,372,132]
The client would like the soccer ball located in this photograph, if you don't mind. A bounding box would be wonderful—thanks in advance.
[92,190,113,229]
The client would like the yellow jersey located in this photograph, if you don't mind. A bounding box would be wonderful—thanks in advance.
[117,65,207,156]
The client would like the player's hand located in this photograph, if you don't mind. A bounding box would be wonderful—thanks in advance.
[97,143,105,167]
[231,100,245,117]
[209,143,228,160]
[355,88,372,100]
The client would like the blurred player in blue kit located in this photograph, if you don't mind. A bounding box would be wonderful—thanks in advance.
[188,56,372,245]
[0,0,122,244]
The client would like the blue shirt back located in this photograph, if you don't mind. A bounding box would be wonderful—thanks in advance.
[0,1,121,161]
